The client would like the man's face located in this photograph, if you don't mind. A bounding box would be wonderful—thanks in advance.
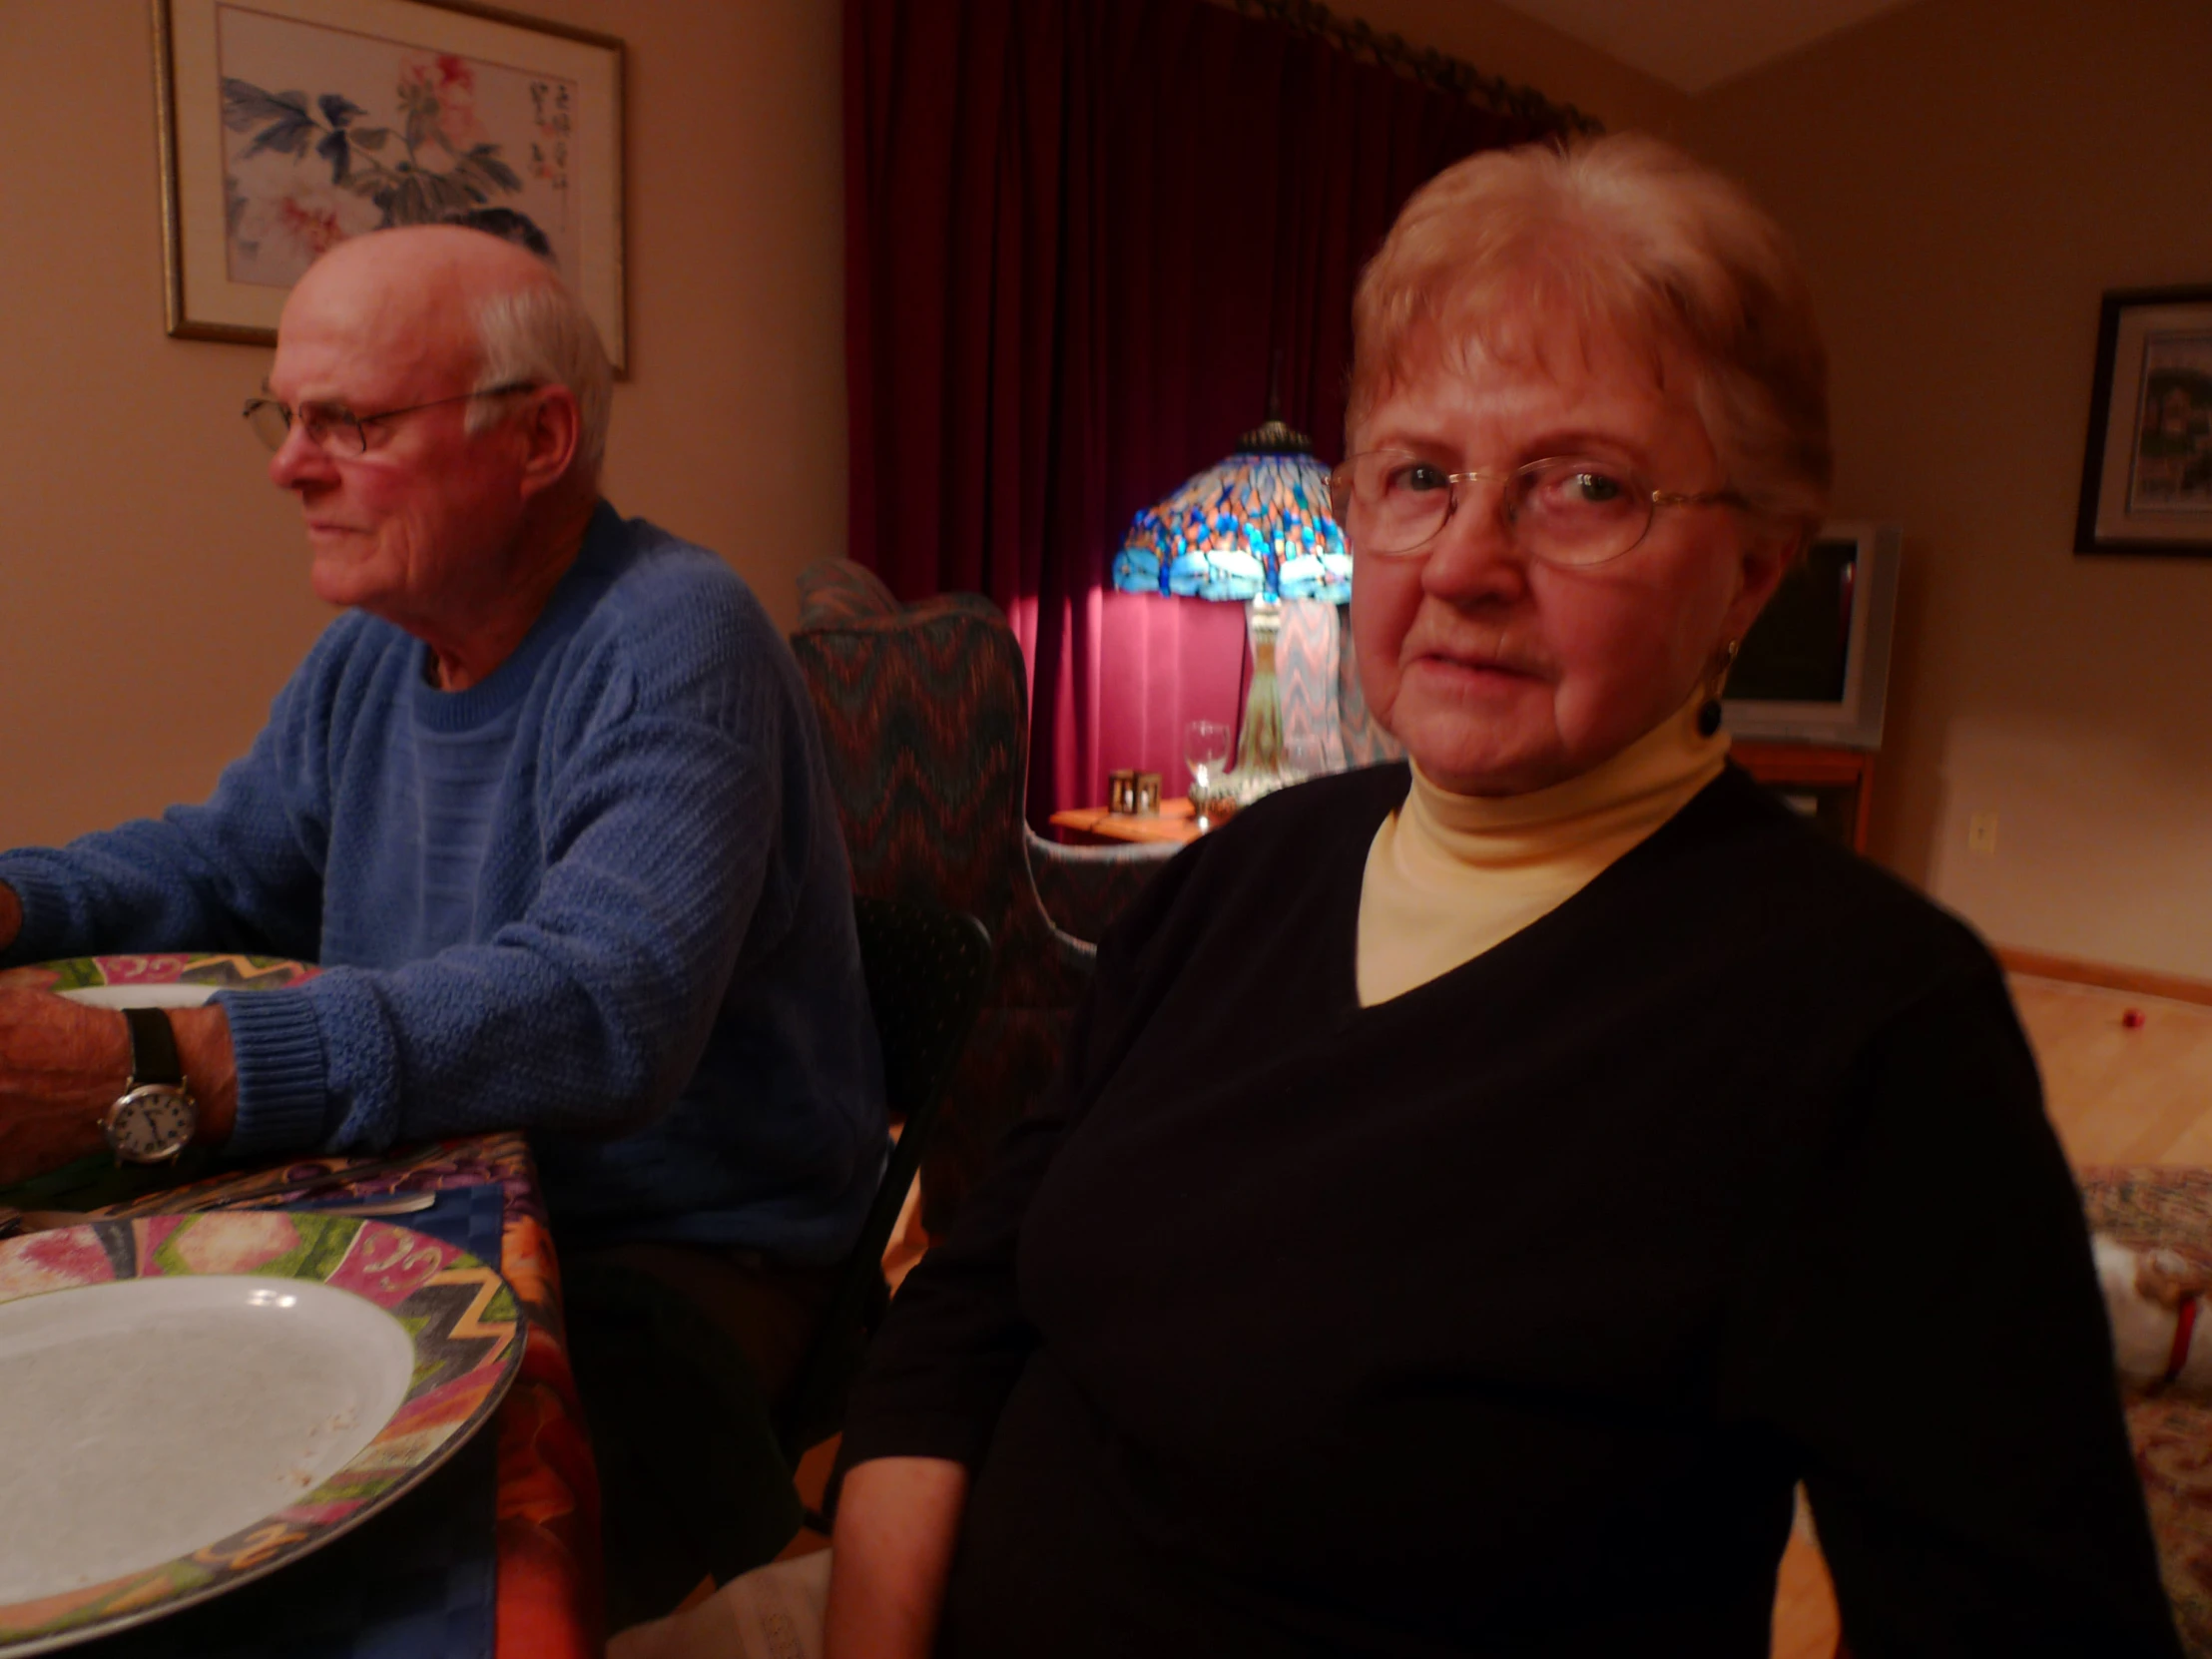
[265,254,527,628]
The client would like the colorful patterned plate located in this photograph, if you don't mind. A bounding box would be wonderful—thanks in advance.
[0,953,319,1008]
[0,1212,524,1654]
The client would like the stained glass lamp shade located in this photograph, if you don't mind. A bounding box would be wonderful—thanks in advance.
[1109,414,1350,802]
[1109,417,1351,604]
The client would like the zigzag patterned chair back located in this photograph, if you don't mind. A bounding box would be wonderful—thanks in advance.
[791,560,1095,1225]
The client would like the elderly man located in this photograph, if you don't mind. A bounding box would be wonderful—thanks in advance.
[0,227,884,1621]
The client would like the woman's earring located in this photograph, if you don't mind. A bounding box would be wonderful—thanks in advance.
[1696,639,1742,738]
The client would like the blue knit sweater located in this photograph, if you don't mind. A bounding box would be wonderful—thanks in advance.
[0,504,885,1262]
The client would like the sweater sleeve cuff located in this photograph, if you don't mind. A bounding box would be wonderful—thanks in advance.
[214,989,331,1156]
[0,861,69,966]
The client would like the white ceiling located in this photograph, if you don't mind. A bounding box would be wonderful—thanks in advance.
[1488,0,1921,95]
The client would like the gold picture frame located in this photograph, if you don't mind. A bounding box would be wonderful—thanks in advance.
[153,0,626,369]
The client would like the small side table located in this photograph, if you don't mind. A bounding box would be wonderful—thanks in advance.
[1733,742,1876,854]
[1049,797,1203,846]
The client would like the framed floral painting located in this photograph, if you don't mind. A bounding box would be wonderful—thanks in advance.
[2075,285,2212,557]
[154,0,626,368]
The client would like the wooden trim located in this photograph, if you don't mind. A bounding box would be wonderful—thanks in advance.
[1996,945,2212,1009]
[411,0,626,52]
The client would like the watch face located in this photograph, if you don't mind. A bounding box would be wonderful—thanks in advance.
[108,1086,196,1163]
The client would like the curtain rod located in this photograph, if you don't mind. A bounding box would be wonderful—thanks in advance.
[1228,0,1603,135]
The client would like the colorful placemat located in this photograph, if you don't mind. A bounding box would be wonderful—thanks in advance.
[0,953,317,998]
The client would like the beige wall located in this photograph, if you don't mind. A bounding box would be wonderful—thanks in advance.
[1313,0,2212,980]
[1339,0,2212,980]
[1682,0,2212,978]
[17,0,2205,981]
[0,0,845,850]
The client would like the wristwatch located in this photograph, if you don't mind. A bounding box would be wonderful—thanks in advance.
[101,1007,199,1165]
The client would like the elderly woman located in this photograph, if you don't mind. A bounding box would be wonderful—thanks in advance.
[823,137,2179,1656]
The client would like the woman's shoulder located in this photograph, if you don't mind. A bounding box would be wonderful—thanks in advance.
[1089,762,1405,973]
[1166,762,1406,889]
[1228,761,1410,839]
[1651,763,1999,994]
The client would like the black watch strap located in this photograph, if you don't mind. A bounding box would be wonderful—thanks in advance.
[125,1007,186,1089]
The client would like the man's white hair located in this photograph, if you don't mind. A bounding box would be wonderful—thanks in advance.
[467,277,614,482]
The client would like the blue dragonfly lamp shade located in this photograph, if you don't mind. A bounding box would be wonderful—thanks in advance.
[1109,413,1350,803]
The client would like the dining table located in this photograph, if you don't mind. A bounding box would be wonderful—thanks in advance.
[1,1128,602,1659]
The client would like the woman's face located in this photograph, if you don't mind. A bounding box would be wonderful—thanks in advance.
[1348,312,1794,797]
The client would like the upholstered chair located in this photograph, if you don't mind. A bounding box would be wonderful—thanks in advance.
[790,560,1172,1228]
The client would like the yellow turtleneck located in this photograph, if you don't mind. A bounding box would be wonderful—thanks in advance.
[1356,692,1730,1007]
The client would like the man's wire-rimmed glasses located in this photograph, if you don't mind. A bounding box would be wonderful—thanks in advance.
[1327,450,1744,569]
[242,381,540,456]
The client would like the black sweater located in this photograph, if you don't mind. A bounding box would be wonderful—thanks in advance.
[840,764,2179,1657]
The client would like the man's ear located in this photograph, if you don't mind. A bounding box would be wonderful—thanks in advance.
[1718,522,1800,645]
[514,385,582,499]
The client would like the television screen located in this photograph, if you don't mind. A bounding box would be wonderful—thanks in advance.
[1729,538,1858,704]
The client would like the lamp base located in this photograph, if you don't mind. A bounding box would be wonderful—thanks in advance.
[1221,597,1292,806]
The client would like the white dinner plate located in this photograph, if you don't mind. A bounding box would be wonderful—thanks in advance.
[0,1212,523,1653]
[0,1275,413,1606]
[53,984,219,1010]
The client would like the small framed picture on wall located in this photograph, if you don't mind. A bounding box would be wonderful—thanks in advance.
[153,0,626,368]
[2075,284,2212,557]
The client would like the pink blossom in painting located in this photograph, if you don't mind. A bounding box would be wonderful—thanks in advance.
[398,53,486,155]
[235,179,375,266]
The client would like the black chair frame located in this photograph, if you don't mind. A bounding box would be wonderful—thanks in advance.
[773,896,992,1467]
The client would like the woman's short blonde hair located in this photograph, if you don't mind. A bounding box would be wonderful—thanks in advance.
[1348,134,1831,539]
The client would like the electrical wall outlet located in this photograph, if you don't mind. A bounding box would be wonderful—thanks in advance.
[1967,812,1999,856]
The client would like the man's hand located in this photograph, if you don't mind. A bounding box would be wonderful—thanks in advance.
[0,883,20,954]
[0,988,127,1182]
[0,990,239,1184]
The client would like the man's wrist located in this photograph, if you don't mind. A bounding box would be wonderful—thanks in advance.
[169,1005,239,1147]
[101,1006,240,1151]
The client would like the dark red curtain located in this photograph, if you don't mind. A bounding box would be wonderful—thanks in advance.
[844,0,1567,823]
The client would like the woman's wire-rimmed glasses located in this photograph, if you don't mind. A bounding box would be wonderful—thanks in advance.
[242,381,541,456]
[1327,450,1744,569]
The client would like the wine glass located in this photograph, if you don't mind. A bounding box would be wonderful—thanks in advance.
[1184,719,1232,830]
[1282,735,1332,785]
